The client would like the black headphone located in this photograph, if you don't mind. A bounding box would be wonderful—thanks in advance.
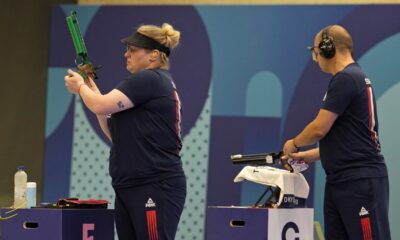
[318,27,336,59]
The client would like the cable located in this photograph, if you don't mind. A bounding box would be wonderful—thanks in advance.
[0,203,25,220]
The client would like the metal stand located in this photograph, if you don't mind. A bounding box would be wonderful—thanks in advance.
[254,186,280,208]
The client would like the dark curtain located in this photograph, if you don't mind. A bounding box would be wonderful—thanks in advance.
[0,0,76,207]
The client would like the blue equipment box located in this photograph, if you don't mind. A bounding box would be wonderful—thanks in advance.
[0,208,114,240]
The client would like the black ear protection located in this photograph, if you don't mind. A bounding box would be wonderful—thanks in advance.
[318,27,336,59]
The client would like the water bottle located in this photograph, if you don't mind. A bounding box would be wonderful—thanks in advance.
[14,166,27,208]
[27,182,37,208]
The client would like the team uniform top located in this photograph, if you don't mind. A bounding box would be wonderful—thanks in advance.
[320,63,388,183]
[108,69,184,188]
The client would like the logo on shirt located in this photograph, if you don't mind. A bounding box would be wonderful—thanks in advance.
[145,198,156,208]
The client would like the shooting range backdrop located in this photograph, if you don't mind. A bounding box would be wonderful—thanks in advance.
[44,5,400,239]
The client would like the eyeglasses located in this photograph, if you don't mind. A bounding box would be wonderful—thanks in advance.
[307,46,318,62]
[125,45,138,53]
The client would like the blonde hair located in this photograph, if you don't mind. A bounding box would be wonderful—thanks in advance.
[137,23,180,69]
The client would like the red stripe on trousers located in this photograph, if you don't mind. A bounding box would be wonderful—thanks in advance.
[146,210,158,240]
[361,217,373,240]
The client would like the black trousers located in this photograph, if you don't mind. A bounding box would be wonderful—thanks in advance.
[324,177,390,240]
[114,176,186,240]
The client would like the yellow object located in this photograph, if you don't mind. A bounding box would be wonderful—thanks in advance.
[314,221,325,240]
[0,206,19,220]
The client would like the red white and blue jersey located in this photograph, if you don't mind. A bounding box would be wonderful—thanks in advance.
[109,69,184,188]
[320,63,388,183]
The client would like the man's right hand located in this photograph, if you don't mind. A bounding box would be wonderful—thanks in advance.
[283,139,298,156]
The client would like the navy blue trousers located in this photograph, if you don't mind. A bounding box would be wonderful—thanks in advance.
[114,176,186,240]
[324,177,390,240]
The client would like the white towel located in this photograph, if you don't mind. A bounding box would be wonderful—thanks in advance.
[233,166,310,206]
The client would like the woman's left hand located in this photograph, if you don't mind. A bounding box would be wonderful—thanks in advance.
[64,69,85,94]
